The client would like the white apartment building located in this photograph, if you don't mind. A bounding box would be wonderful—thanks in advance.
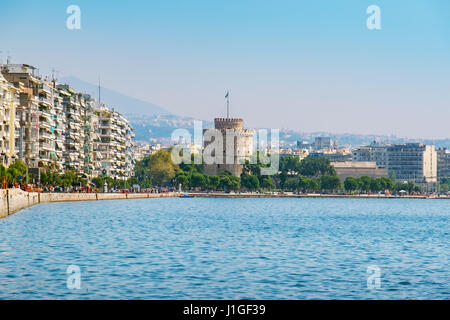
[1,63,135,181]
[0,73,20,167]
[97,107,135,180]
[386,143,437,183]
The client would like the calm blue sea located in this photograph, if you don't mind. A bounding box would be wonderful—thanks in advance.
[0,198,448,299]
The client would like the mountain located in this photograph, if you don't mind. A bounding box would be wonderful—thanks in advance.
[127,113,213,143]
[59,76,170,116]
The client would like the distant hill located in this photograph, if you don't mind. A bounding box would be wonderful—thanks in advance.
[127,113,213,143]
[59,76,170,116]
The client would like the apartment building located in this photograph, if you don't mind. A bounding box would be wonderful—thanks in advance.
[1,63,135,181]
[97,107,135,180]
[352,141,389,168]
[1,64,41,169]
[36,81,62,170]
[437,148,450,180]
[314,136,334,151]
[386,143,437,183]
[0,73,20,167]
[309,149,352,162]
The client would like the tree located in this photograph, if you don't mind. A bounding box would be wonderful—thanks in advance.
[279,155,300,173]
[190,172,206,188]
[92,176,105,190]
[229,175,240,191]
[6,167,19,184]
[8,159,27,177]
[378,177,394,191]
[148,150,177,186]
[134,156,152,183]
[298,157,336,177]
[278,171,288,189]
[242,151,271,177]
[261,177,274,190]
[6,159,28,184]
[0,164,6,178]
[406,180,420,193]
[219,171,240,191]
[284,177,298,191]
[307,178,320,192]
[358,176,371,192]
[298,176,309,192]
[320,175,342,192]
[369,178,381,192]
[388,170,396,181]
[241,174,260,191]
[344,177,359,192]
[175,172,189,189]
[206,175,220,190]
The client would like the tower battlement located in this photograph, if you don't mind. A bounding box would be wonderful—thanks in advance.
[214,118,243,130]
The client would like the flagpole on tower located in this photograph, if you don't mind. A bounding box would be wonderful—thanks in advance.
[225,90,230,118]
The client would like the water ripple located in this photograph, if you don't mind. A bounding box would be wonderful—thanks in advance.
[0,198,448,299]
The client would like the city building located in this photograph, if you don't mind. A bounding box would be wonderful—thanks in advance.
[309,149,352,162]
[437,148,450,180]
[97,106,135,180]
[133,143,161,161]
[1,64,41,169]
[37,80,62,170]
[386,143,437,183]
[314,136,334,151]
[352,141,389,168]
[331,161,388,181]
[1,62,135,182]
[0,73,19,167]
[203,118,254,176]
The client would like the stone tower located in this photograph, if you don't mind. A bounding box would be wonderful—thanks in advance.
[203,118,254,176]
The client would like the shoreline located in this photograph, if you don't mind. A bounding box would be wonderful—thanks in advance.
[2,189,448,219]
[0,189,180,218]
[186,192,449,199]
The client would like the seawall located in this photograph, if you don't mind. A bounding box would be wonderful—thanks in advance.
[0,189,179,218]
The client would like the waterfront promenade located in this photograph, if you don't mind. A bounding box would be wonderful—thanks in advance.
[0,189,179,218]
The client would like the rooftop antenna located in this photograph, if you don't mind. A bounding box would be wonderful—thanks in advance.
[0,51,2,64]
[6,51,11,65]
[51,68,59,88]
[225,90,230,118]
[97,74,102,106]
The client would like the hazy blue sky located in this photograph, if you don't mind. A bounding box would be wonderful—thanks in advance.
[1,0,449,138]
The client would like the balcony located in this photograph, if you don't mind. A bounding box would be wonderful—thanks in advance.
[40,142,55,151]
[39,132,53,140]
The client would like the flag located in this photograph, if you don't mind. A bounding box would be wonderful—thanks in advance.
[225,91,229,99]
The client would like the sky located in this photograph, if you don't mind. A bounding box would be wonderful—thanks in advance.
[1,0,449,139]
